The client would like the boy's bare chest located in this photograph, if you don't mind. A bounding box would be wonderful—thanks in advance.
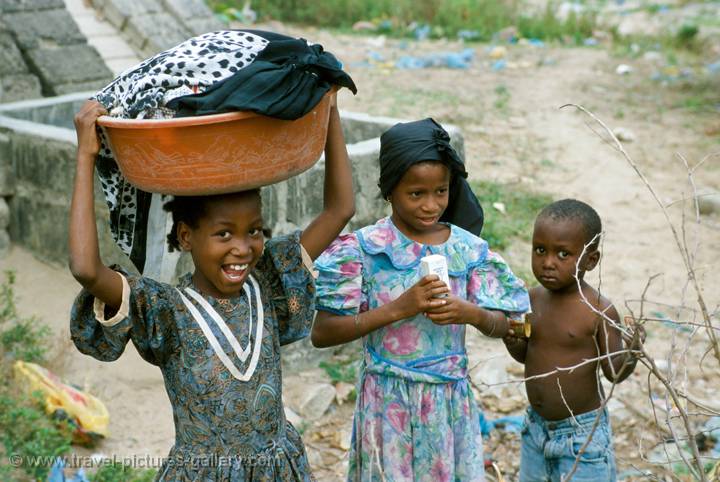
[529,303,598,349]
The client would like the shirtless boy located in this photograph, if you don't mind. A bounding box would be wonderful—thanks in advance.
[504,199,642,482]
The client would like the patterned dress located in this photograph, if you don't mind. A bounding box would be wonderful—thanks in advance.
[71,233,315,481]
[315,217,530,482]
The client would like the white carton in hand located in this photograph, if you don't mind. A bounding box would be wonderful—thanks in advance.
[420,254,451,297]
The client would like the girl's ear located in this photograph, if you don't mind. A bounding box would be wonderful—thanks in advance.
[177,221,193,252]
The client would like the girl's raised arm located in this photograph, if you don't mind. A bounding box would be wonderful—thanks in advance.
[68,100,123,309]
[299,99,355,260]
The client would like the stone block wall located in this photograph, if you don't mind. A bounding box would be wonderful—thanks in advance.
[91,0,224,58]
[0,0,114,98]
[0,130,13,256]
[0,30,42,103]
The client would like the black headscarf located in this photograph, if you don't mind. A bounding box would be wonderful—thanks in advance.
[378,118,484,236]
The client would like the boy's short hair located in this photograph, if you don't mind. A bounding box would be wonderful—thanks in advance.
[538,199,602,249]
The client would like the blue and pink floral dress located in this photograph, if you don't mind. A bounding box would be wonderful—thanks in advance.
[315,217,530,482]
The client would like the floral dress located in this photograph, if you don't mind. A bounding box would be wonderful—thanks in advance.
[71,232,316,481]
[315,217,530,482]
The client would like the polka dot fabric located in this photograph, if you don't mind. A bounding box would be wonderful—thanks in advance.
[95,30,268,119]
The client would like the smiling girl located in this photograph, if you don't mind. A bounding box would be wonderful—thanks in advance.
[68,98,354,481]
[311,118,530,481]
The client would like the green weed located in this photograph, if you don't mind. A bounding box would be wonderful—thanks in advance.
[0,271,49,363]
[611,24,706,56]
[385,87,461,119]
[319,358,358,403]
[90,462,157,482]
[676,78,720,113]
[319,358,358,385]
[493,85,511,114]
[472,180,552,250]
[0,390,74,481]
[210,0,597,43]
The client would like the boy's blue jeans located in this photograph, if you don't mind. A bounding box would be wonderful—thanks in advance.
[519,406,617,482]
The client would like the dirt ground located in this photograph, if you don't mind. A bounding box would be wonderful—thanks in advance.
[2,15,719,481]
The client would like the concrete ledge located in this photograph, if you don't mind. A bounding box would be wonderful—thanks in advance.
[0,0,64,14]
[0,116,76,144]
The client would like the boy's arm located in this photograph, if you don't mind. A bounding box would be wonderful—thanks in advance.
[503,335,528,363]
[68,100,123,309]
[300,98,355,260]
[597,303,639,383]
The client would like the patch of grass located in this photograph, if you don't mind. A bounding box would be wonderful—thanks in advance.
[516,6,596,44]
[674,78,720,114]
[0,271,49,363]
[471,180,552,250]
[319,358,358,385]
[540,158,555,168]
[0,390,74,481]
[493,84,511,114]
[90,462,157,482]
[210,0,597,43]
[384,86,461,119]
[611,23,706,56]
[319,358,358,403]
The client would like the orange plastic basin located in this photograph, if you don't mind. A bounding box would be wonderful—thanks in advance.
[97,90,335,195]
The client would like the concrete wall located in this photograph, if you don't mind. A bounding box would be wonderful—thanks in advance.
[0,92,465,276]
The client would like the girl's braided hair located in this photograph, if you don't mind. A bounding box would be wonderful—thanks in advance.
[163,190,263,252]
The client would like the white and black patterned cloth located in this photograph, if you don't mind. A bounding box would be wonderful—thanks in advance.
[92,30,355,273]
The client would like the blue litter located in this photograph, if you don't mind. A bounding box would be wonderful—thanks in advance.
[446,49,474,69]
[350,60,372,68]
[527,38,545,47]
[651,311,693,332]
[458,30,481,41]
[48,459,90,482]
[377,19,393,32]
[395,48,474,69]
[491,59,507,71]
[395,56,428,69]
[584,37,599,46]
[413,24,431,41]
[706,60,720,75]
[479,412,524,437]
[368,51,384,62]
[703,416,720,457]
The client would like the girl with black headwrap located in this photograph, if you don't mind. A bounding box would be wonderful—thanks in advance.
[311,118,530,481]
